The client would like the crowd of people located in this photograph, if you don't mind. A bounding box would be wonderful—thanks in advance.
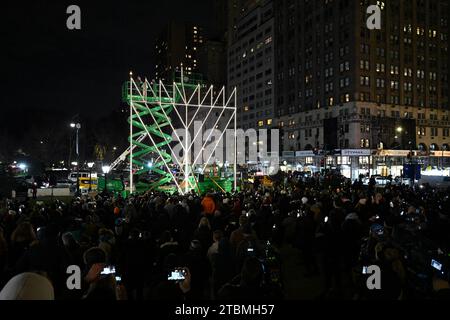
[0,171,449,300]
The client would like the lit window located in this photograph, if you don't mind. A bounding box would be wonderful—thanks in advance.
[267,119,272,125]
[258,121,264,127]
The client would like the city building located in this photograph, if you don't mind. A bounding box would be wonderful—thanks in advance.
[155,21,205,82]
[274,0,450,178]
[199,40,227,88]
[228,0,275,130]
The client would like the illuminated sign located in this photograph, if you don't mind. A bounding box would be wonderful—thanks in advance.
[341,149,371,156]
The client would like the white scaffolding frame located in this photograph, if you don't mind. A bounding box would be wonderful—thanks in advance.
[120,70,237,195]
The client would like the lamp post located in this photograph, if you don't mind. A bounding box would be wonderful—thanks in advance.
[102,165,111,194]
[87,162,95,192]
[70,123,81,194]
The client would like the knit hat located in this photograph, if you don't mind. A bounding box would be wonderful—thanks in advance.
[83,247,107,268]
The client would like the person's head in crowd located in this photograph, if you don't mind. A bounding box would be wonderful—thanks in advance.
[189,239,202,252]
[333,197,344,209]
[129,228,140,240]
[99,229,115,244]
[198,217,211,230]
[36,224,59,244]
[213,230,224,243]
[83,247,107,270]
[240,257,264,288]
[114,219,124,236]
[374,193,384,204]
[61,232,77,248]
[310,204,321,222]
[0,272,54,300]
[11,222,37,244]
[239,215,249,228]
[247,209,256,218]
[0,226,7,256]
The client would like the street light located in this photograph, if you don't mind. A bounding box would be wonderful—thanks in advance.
[70,123,82,194]
[396,127,403,133]
[102,165,111,193]
[87,162,95,192]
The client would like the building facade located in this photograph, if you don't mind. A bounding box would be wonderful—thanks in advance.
[274,0,449,154]
[228,0,275,130]
[199,40,227,88]
[155,22,205,82]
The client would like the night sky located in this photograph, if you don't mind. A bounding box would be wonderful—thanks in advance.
[1,0,212,119]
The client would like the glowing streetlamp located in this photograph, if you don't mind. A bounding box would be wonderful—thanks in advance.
[102,165,111,193]
[70,122,82,194]
[87,162,95,191]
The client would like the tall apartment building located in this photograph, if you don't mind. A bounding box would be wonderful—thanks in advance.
[275,0,450,154]
[154,22,204,82]
[227,0,266,46]
[228,0,275,130]
[199,40,227,87]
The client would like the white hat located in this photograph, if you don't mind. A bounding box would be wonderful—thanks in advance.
[0,273,54,300]
[301,197,308,205]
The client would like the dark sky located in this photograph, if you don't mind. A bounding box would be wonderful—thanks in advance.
[1,0,213,119]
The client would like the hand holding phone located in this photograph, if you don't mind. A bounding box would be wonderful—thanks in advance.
[178,267,191,294]
[85,263,106,283]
